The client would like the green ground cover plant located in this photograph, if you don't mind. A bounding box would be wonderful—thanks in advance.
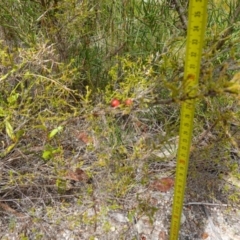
[0,0,239,238]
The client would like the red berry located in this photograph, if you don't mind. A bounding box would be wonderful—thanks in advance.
[111,99,120,107]
[125,99,133,106]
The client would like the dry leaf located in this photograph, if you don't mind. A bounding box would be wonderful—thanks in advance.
[159,230,167,240]
[201,232,209,239]
[140,234,147,240]
[92,111,100,117]
[77,132,92,144]
[66,168,89,182]
[0,202,25,218]
[150,177,174,192]
[135,120,148,132]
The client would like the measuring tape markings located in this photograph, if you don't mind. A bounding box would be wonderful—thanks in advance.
[170,0,208,239]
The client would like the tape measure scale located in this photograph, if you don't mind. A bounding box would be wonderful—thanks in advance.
[170,1,208,240]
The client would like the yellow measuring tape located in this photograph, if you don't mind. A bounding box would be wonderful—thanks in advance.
[170,1,208,239]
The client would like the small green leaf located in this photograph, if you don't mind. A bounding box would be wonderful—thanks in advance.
[7,93,19,105]
[0,107,6,117]
[56,179,66,194]
[16,129,25,141]
[0,143,17,157]
[42,150,52,161]
[5,120,16,142]
[7,143,16,153]
[42,145,61,161]
[48,126,63,139]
